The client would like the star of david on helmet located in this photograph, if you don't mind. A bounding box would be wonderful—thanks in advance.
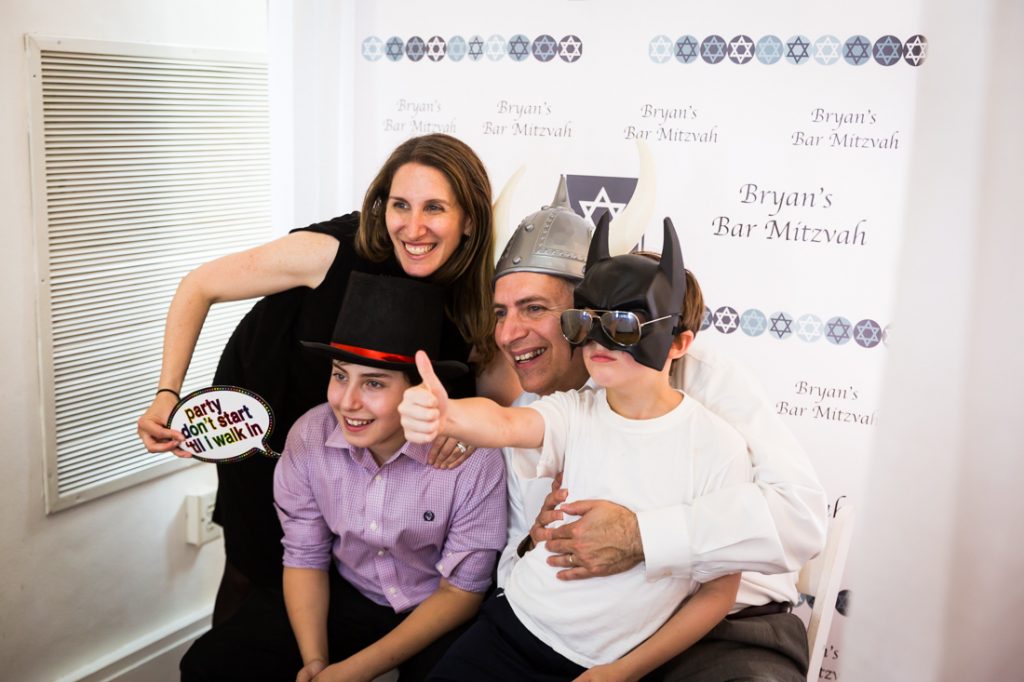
[564,213,687,371]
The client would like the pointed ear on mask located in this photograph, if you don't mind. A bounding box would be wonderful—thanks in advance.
[585,212,612,272]
[660,217,687,332]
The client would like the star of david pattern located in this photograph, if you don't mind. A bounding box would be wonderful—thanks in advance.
[739,309,768,337]
[385,36,404,62]
[813,35,842,65]
[796,314,823,342]
[675,35,699,64]
[873,34,902,66]
[756,35,783,64]
[713,306,740,334]
[769,312,794,340]
[825,316,852,345]
[694,307,889,350]
[854,319,882,348]
[467,35,484,61]
[577,187,626,227]
[448,36,467,62]
[361,37,383,62]
[786,35,811,65]
[649,35,673,64]
[359,32,923,70]
[532,34,557,62]
[426,36,446,62]
[728,35,754,64]
[701,306,712,331]
[508,34,531,62]
[405,36,425,62]
[701,35,727,64]
[844,35,871,65]
[485,34,506,61]
[903,34,928,66]
[558,35,583,62]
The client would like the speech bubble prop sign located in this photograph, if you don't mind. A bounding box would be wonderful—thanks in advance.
[166,386,277,463]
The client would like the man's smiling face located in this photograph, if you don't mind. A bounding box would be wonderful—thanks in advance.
[493,272,589,397]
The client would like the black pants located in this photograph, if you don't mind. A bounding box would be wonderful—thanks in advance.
[427,592,586,681]
[429,594,808,682]
[181,571,465,682]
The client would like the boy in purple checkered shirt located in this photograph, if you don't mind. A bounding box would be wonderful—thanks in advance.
[180,273,506,682]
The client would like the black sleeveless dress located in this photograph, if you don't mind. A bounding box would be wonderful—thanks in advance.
[211,212,475,588]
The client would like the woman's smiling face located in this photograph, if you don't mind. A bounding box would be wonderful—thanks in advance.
[385,162,469,278]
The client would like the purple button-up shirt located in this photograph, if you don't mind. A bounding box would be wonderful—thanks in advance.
[274,403,507,613]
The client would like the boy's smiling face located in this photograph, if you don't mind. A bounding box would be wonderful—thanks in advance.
[328,360,412,462]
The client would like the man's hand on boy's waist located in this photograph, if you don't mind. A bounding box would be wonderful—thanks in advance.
[530,476,644,580]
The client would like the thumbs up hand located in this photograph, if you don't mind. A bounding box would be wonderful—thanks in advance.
[400,351,450,444]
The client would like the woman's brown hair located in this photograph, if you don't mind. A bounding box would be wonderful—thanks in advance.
[356,134,497,368]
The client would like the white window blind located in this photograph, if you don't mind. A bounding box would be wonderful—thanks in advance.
[26,36,273,512]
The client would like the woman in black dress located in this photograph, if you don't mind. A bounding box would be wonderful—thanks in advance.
[136,134,517,624]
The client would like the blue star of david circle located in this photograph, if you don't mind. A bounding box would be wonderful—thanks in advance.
[728,35,755,65]
[674,35,699,64]
[700,306,712,331]
[361,36,383,62]
[756,35,783,64]
[712,306,740,334]
[768,311,794,340]
[467,35,485,62]
[406,36,426,62]
[843,35,872,66]
[448,36,467,62]
[882,324,891,347]
[558,35,583,63]
[785,35,811,65]
[486,34,506,61]
[532,34,557,62]
[825,316,853,345]
[649,35,673,64]
[508,34,531,62]
[853,319,882,348]
[385,36,405,62]
[739,309,768,337]
[796,314,823,342]
[426,35,447,62]
[813,35,842,65]
[873,34,902,66]
[701,35,727,64]
[903,34,928,66]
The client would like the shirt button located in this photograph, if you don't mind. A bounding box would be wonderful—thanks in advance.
[378,549,386,556]
[388,587,397,595]
[369,521,378,531]
[375,475,382,482]
[436,563,444,571]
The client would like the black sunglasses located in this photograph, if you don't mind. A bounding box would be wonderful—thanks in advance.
[560,308,680,347]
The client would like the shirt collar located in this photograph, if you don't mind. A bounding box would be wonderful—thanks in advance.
[324,424,432,466]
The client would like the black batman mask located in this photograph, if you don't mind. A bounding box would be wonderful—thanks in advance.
[571,214,686,371]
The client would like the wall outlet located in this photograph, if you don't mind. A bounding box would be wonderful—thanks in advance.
[185,490,222,547]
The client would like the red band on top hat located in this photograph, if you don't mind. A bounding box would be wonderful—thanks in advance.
[330,343,415,364]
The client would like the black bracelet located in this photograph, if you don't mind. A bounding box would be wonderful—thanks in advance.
[156,387,181,401]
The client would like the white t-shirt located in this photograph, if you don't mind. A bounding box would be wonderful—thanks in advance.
[504,387,750,668]
[498,345,817,609]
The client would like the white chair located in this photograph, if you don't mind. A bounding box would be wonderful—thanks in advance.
[797,505,855,682]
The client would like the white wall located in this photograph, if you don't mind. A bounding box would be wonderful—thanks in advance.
[844,0,1024,678]
[0,1,266,680]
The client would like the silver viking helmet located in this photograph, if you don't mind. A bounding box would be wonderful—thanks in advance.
[493,176,591,283]
[491,140,657,283]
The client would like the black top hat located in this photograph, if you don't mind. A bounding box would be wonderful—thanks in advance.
[300,272,469,379]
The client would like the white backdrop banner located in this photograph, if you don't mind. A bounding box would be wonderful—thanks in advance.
[351,2,926,677]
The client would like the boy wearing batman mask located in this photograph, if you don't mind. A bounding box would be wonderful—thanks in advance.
[400,216,758,680]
